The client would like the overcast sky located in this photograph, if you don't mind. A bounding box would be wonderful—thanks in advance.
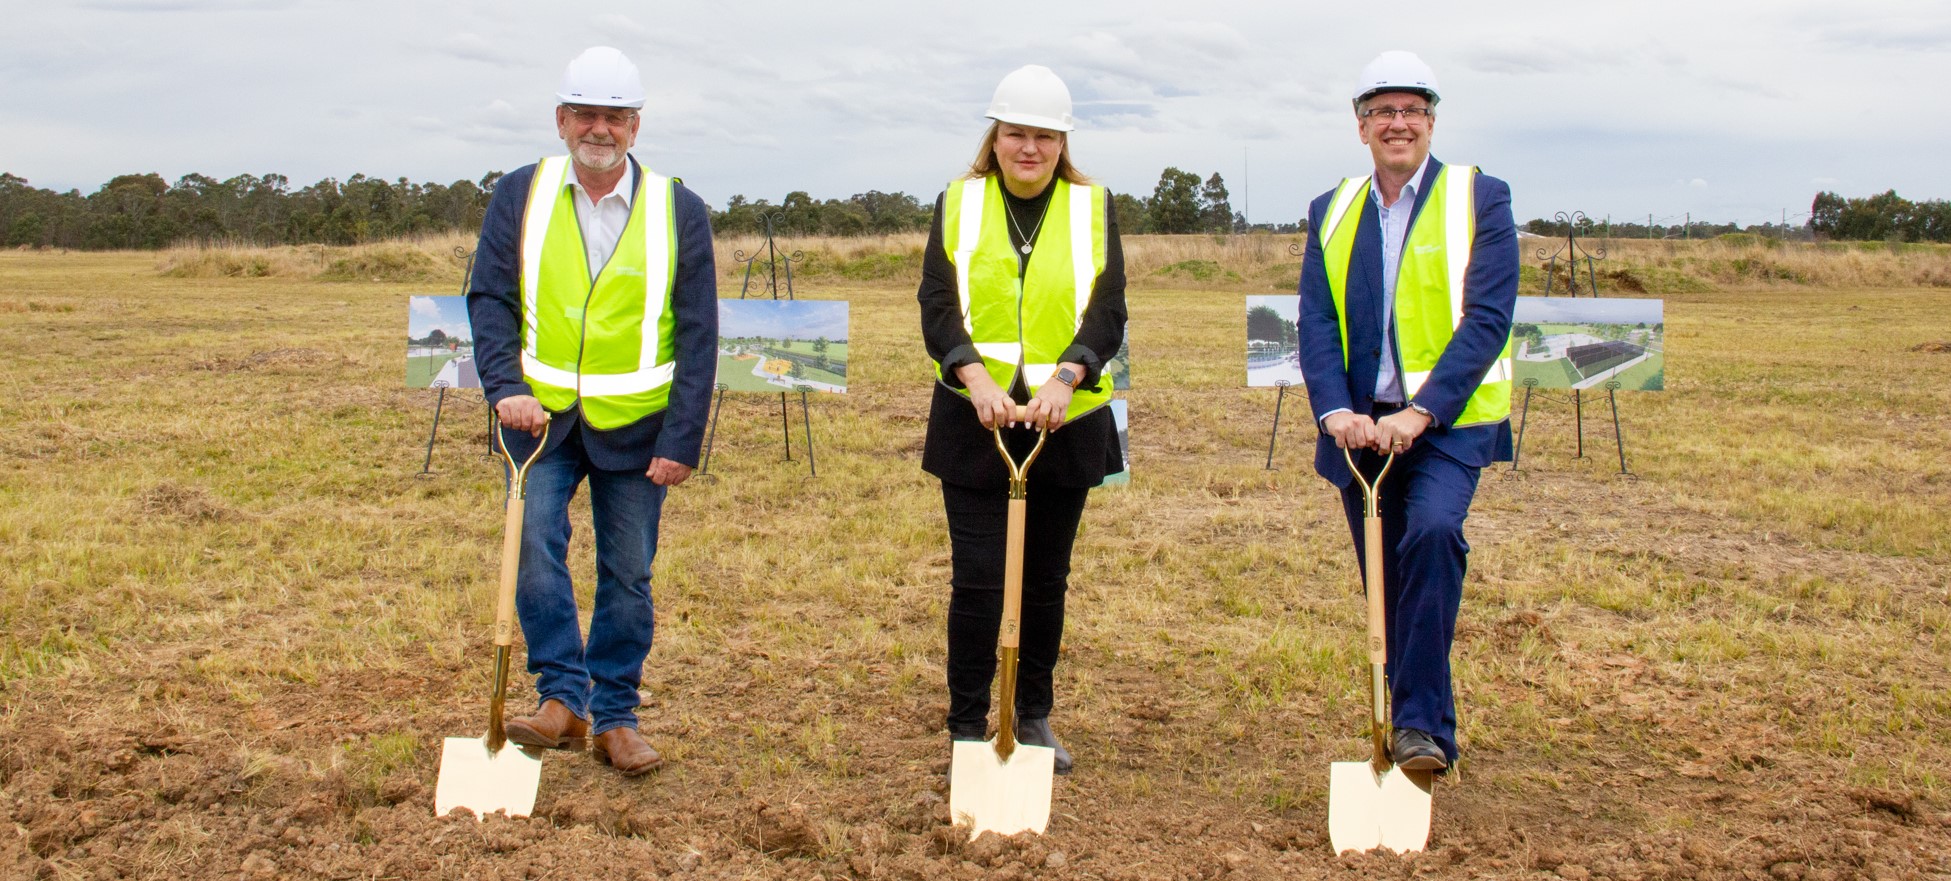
[6,0,1946,228]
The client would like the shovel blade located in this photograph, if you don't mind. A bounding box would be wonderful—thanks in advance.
[948,739,1056,838]
[434,736,542,820]
[1327,761,1432,854]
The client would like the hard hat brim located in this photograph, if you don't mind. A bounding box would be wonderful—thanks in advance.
[1353,86,1439,107]
[984,110,1075,133]
[556,92,646,109]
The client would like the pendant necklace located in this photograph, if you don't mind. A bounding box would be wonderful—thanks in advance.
[1005,198,1046,256]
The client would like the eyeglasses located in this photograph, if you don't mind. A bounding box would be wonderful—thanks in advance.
[1361,106,1433,123]
[562,106,638,128]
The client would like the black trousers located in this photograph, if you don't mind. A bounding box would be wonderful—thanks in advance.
[940,480,1091,736]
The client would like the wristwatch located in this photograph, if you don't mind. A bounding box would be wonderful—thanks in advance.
[1407,401,1435,422]
[1053,367,1080,390]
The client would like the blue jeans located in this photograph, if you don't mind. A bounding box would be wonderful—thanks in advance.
[513,428,666,735]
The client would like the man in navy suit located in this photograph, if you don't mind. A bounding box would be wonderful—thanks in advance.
[1297,51,1518,771]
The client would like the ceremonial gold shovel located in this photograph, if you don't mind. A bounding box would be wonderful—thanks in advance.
[1326,447,1434,854]
[434,417,550,819]
[949,406,1058,838]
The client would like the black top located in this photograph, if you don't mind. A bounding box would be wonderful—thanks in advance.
[917,178,1127,490]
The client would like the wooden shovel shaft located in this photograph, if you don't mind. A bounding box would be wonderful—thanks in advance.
[1366,512,1389,767]
[1001,497,1026,650]
[485,417,547,755]
[990,405,1040,764]
[995,493,1028,761]
[496,497,524,647]
[1344,447,1396,773]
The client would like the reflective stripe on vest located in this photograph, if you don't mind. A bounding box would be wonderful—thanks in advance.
[938,175,1110,424]
[517,156,679,429]
[1321,165,1514,428]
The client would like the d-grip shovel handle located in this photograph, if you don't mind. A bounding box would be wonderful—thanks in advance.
[494,417,552,647]
[1344,447,1395,770]
[990,406,1046,762]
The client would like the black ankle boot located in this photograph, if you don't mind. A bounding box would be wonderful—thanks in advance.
[1014,718,1073,775]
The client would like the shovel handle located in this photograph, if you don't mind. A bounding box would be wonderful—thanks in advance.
[490,418,550,647]
[1365,514,1385,666]
[495,497,524,647]
[1001,497,1026,650]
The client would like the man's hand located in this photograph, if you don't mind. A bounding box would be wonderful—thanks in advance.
[1323,411,1378,451]
[1375,408,1433,454]
[646,458,693,487]
[956,363,1013,430]
[496,395,549,437]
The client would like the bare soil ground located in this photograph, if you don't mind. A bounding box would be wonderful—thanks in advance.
[2,252,1948,880]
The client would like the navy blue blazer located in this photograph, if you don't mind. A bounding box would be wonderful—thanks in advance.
[467,156,719,472]
[1297,156,1518,488]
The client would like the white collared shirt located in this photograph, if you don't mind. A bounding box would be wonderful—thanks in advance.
[1370,154,1431,405]
[566,159,636,278]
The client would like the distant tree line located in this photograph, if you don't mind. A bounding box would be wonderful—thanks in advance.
[1521,215,1804,241]
[1809,190,1951,243]
[0,164,1296,251]
[712,190,934,236]
[0,171,502,250]
[715,167,1257,238]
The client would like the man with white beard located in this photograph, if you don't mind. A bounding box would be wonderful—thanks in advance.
[465,46,717,777]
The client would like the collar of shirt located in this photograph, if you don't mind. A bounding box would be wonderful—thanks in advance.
[567,159,636,211]
[564,159,636,276]
[1369,154,1430,212]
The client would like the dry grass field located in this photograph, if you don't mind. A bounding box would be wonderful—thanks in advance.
[3,242,1950,880]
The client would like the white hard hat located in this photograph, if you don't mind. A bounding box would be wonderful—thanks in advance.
[557,46,644,109]
[1352,50,1440,107]
[985,64,1076,132]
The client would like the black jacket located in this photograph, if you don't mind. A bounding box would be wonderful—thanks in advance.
[916,179,1127,490]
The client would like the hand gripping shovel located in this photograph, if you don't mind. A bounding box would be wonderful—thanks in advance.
[434,417,551,819]
[949,406,1058,838]
[1326,447,1434,854]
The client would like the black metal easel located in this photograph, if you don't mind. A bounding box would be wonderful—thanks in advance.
[1536,210,1606,296]
[698,214,819,477]
[417,247,493,477]
[1264,380,1293,470]
[1510,378,1632,477]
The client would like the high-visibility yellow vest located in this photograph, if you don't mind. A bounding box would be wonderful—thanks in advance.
[517,156,678,430]
[1320,165,1513,428]
[937,175,1110,423]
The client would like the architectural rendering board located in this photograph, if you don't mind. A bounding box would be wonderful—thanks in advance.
[406,295,479,389]
[1512,297,1665,391]
[717,299,850,393]
[1245,295,1305,388]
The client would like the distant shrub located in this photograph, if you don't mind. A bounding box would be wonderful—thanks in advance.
[318,246,444,283]
[1152,259,1239,283]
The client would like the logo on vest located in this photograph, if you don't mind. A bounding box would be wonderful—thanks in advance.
[612,267,646,277]
[1413,244,1443,255]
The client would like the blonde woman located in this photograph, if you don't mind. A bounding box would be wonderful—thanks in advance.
[916,65,1127,775]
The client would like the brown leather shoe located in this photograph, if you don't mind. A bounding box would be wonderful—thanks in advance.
[504,699,589,750]
[592,727,664,776]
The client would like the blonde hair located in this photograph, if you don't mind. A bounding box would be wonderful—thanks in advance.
[963,121,1093,185]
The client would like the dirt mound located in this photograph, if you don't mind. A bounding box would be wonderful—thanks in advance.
[1909,340,1951,353]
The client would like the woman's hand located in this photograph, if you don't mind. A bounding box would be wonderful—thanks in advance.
[956,363,1013,430]
[1025,363,1083,432]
